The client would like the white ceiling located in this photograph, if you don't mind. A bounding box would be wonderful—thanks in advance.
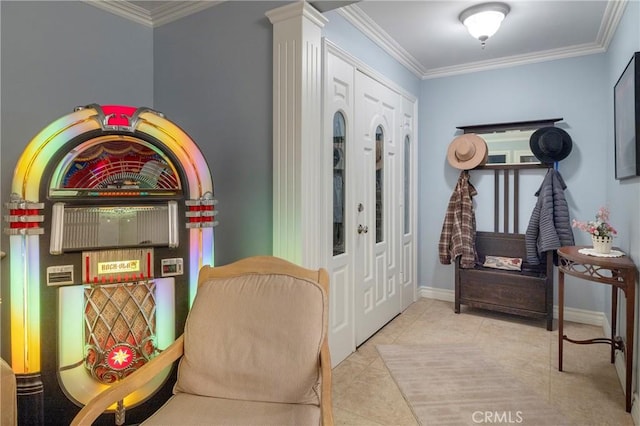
[90,0,627,79]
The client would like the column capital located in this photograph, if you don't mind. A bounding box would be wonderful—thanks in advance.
[265,1,328,28]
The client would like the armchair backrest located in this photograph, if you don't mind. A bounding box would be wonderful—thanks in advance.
[174,256,328,406]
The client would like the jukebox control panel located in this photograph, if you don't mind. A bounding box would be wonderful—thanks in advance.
[45,249,184,284]
[161,258,184,277]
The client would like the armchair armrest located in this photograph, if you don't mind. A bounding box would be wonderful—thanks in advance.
[320,338,333,426]
[71,335,184,426]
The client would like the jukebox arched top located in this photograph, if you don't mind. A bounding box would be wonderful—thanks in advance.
[49,136,182,197]
[11,104,212,202]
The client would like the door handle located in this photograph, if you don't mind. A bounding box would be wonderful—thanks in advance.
[357,224,369,234]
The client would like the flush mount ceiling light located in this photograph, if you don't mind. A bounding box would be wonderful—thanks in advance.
[459,2,510,48]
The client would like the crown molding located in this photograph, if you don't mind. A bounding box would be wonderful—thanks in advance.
[596,0,628,51]
[339,1,625,80]
[151,1,223,27]
[82,1,222,28]
[83,0,153,27]
[337,5,426,79]
[84,0,626,77]
[423,42,607,79]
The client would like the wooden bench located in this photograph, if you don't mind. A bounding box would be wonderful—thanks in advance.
[455,231,553,330]
[453,120,560,331]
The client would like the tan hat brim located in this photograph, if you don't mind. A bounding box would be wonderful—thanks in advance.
[447,134,488,170]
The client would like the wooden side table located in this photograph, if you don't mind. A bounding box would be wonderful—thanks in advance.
[557,245,638,412]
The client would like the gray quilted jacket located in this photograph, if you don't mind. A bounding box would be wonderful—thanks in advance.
[525,169,574,264]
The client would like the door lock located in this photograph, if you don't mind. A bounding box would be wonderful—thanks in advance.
[357,224,369,234]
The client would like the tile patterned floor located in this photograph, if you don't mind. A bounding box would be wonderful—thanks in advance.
[332,298,635,426]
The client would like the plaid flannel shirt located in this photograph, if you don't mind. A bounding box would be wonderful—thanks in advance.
[438,170,478,268]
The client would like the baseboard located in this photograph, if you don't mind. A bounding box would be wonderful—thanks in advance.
[419,286,638,422]
[419,286,604,325]
[418,286,454,303]
[552,305,605,326]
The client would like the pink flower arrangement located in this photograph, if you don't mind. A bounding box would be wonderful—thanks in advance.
[572,206,617,238]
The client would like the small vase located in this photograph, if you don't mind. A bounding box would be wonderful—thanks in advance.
[592,235,613,254]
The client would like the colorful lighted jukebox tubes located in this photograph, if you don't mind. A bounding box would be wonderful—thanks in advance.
[3,104,218,425]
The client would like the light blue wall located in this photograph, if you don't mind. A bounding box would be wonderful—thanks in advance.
[324,3,640,316]
[602,0,640,374]
[419,1,639,315]
[1,0,637,319]
[421,54,610,312]
[0,0,638,399]
[153,1,279,265]
[322,2,639,315]
[322,10,421,96]
[605,0,640,273]
[0,1,423,277]
[0,1,154,199]
[0,0,154,358]
[152,4,421,266]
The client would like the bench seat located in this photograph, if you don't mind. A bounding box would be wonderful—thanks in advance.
[455,231,553,330]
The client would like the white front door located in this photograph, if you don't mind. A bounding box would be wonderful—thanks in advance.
[354,71,401,346]
[325,45,416,365]
[326,51,356,366]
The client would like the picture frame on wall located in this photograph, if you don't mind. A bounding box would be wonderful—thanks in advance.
[614,51,640,180]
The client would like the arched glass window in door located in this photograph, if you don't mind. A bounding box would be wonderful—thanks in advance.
[333,112,346,255]
[375,126,384,243]
[404,135,410,235]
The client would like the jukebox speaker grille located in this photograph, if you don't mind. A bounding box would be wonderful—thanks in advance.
[84,281,157,384]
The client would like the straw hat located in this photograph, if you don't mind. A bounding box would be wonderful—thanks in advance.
[447,134,488,170]
[529,127,573,163]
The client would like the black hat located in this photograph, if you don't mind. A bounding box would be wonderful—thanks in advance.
[529,127,573,163]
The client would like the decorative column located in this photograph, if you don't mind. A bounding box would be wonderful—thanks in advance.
[266,1,328,269]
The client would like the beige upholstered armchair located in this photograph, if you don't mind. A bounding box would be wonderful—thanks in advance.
[1,357,17,426]
[71,255,333,426]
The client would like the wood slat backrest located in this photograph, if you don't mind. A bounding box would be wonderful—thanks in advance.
[482,164,551,233]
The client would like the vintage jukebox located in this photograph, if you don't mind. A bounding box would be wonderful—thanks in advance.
[3,104,218,424]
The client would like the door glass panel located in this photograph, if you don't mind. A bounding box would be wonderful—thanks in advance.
[404,135,410,235]
[375,126,384,243]
[333,112,346,255]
